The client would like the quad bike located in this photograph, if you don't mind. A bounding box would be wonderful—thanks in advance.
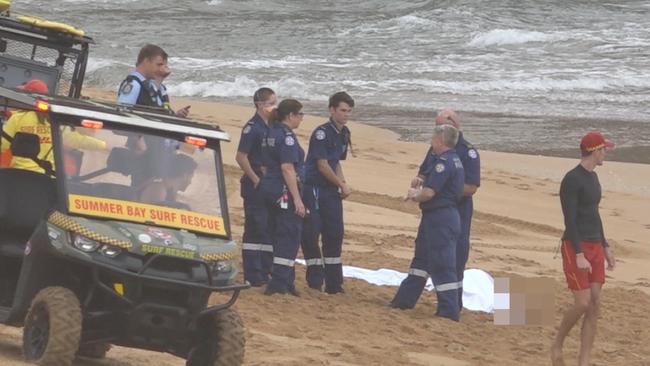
[0,88,249,366]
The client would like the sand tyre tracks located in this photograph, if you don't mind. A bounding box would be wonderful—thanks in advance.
[22,286,82,366]
[186,308,245,366]
[77,342,111,359]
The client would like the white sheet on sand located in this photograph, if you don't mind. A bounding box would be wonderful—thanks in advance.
[295,259,494,313]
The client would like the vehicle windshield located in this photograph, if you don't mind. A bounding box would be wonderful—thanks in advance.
[57,121,227,237]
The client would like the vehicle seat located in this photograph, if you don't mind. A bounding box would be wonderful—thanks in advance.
[0,168,57,252]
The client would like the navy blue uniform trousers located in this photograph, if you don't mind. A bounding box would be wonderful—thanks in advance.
[241,179,273,284]
[457,197,473,308]
[301,185,344,291]
[392,207,461,321]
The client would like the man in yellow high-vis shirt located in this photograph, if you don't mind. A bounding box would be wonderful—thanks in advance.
[1,79,106,174]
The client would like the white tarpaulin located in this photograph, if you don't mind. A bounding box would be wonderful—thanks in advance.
[296,259,494,313]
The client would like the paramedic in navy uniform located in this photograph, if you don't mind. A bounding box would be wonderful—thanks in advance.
[258,99,306,296]
[302,92,354,294]
[392,124,465,321]
[236,88,278,286]
[411,109,480,310]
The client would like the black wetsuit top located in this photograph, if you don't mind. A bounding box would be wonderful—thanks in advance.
[560,164,609,253]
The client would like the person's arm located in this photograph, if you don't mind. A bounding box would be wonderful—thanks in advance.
[411,148,433,188]
[560,174,592,271]
[408,186,435,202]
[117,80,141,105]
[464,184,479,196]
[235,151,260,187]
[463,148,480,197]
[409,160,450,203]
[335,162,351,199]
[1,117,16,153]
[279,133,305,216]
[559,176,582,254]
[235,124,261,186]
[62,128,107,150]
[281,163,305,217]
[317,160,344,187]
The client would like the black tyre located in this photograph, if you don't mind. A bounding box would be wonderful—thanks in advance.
[77,342,111,359]
[186,308,245,366]
[23,287,82,366]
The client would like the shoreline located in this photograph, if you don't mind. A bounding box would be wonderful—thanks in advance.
[137,93,650,165]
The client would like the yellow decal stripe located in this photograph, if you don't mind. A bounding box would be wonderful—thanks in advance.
[48,211,132,249]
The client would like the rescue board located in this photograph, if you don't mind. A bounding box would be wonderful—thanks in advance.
[0,0,10,13]
[16,15,85,37]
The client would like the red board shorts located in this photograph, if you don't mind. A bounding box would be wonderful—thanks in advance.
[561,240,605,291]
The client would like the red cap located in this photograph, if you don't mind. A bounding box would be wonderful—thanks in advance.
[17,79,49,94]
[580,131,615,153]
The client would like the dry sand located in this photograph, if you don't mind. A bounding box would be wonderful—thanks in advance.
[1,92,649,365]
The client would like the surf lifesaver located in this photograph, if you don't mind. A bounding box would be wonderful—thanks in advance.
[16,15,85,37]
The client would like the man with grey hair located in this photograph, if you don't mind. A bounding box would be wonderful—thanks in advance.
[411,109,480,312]
[391,124,465,321]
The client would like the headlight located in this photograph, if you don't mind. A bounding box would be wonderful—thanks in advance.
[100,245,122,258]
[73,234,101,252]
[210,261,233,274]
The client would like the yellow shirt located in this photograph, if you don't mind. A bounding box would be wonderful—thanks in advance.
[1,110,106,174]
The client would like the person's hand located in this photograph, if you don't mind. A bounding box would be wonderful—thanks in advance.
[410,176,423,188]
[176,105,191,118]
[253,176,261,189]
[294,199,306,218]
[339,183,351,199]
[576,253,592,273]
[605,247,616,271]
[406,187,420,201]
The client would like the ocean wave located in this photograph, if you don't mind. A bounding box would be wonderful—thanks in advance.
[338,14,435,36]
[86,58,130,74]
[168,56,327,71]
[468,29,569,47]
[166,76,327,101]
[384,74,650,93]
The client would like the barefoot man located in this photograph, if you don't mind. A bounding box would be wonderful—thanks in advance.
[551,131,617,366]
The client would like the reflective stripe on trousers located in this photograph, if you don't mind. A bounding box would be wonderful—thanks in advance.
[242,243,274,252]
[273,257,295,267]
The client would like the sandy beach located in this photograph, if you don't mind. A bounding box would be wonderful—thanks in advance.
[1,92,649,365]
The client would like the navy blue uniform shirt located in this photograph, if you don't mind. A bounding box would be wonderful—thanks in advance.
[263,123,305,183]
[305,119,349,187]
[419,132,480,201]
[419,149,465,212]
[237,113,270,178]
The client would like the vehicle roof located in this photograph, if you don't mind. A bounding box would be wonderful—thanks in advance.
[0,15,94,45]
[0,87,231,141]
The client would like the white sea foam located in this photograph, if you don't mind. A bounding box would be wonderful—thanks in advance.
[468,29,570,47]
[86,58,129,74]
[166,76,326,101]
[338,14,435,36]
[382,74,650,93]
[168,56,327,71]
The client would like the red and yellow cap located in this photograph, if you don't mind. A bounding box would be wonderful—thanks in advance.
[580,131,615,153]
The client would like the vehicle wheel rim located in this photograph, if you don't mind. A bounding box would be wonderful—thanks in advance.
[26,304,49,359]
